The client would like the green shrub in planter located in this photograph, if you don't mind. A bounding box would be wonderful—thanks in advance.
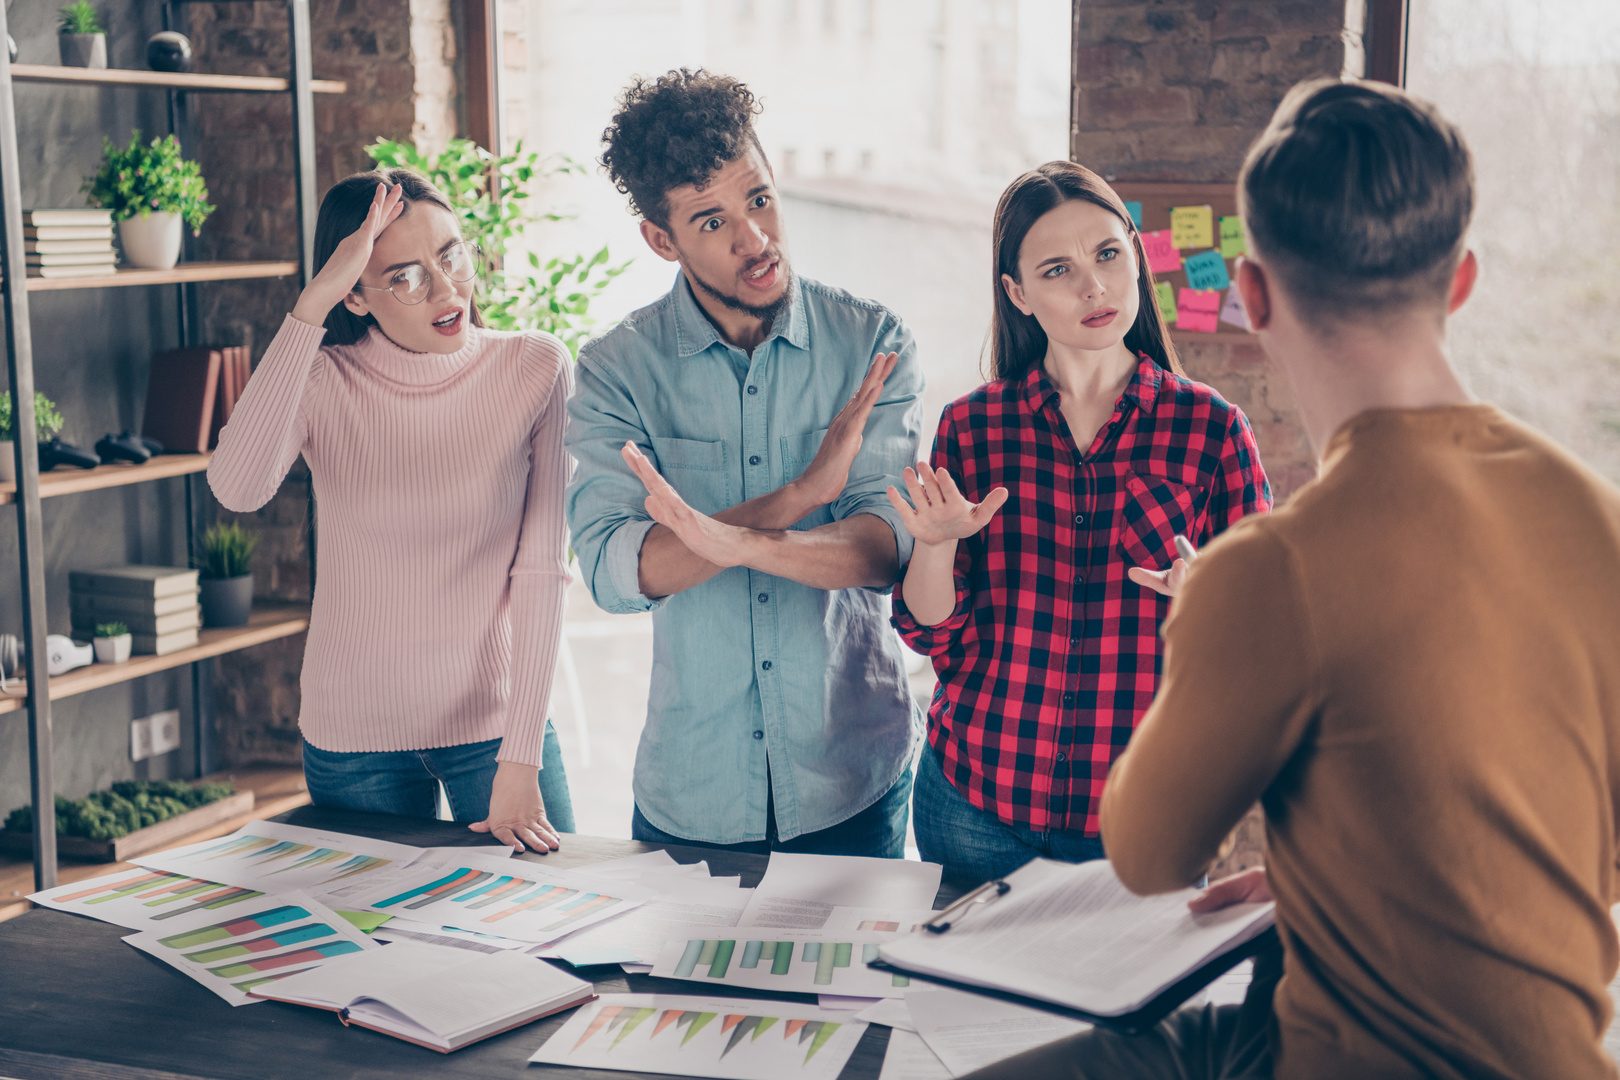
[82,131,215,235]
[0,391,65,442]
[3,779,236,842]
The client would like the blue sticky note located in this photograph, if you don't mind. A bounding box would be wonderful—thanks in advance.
[1125,201,1143,228]
[1182,250,1230,291]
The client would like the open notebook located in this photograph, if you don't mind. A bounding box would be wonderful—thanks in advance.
[873,857,1275,1031]
[249,942,595,1052]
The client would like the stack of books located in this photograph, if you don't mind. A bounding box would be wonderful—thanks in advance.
[142,345,250,453]
[25,209,116,279]
[69,565,202,655]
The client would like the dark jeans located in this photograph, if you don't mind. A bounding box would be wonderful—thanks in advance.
[963,937,1284,1080]
[301,720,576,831]
[631,760,914,858]
[914,744,1104,884]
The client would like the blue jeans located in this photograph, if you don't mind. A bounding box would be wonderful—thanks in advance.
[301,721,576,832]
[914,745,1102,885]
[631,760,914,858]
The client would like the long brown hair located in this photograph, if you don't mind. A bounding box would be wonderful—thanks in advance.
[988,161,1180,382]
[311,167,484,346]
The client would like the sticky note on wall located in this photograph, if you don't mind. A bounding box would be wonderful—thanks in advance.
[1124,201,1143,228]
[1154,281,1177,325]
[1219,216,1246,259]
[1142,230,1180,275]
[1176,288,1220,333]
[1182,250,1230,291]
[1170,205,1214,248]
[1220,287,1249,329]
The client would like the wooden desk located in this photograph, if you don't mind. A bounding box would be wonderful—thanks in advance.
[0,806,960,1079]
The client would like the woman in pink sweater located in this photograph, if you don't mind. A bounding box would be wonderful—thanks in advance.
[208,171,574,853]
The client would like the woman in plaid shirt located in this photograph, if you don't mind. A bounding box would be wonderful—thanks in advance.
[887,161,1272,884]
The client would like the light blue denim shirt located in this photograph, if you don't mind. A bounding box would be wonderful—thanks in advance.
[565,271,924,844]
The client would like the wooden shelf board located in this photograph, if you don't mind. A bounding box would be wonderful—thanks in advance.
[23,260,298,292]
[0,453,210,506]
[11,64,345,95]
[0,765,311,922]
[0,603,310,716]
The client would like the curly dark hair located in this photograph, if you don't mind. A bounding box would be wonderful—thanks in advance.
[600,68,766,229]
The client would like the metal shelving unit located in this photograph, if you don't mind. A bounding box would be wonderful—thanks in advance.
[0,0,340,890]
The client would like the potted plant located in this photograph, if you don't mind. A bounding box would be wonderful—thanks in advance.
[57,2,106,69]
[0,390,65,483]
[198,521,257,628]
[92,621,132,664]
[82,132,215,270]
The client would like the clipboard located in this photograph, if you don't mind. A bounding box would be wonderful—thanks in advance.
[866,869,1278,1034]
[869,926,1276,1034]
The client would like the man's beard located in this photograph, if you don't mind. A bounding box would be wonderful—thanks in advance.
[686,258,793,325]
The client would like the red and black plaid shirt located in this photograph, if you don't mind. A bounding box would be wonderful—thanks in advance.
[892,356,1271,835]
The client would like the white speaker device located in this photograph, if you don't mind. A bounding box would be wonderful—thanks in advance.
[0,632,95,681]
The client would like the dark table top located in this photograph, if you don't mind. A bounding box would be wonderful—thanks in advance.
[0,806,962,1080]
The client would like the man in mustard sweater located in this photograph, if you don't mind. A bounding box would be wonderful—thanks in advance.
[969,80,1620,1078]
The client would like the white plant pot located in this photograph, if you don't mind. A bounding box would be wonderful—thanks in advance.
[0,440,13,484]
[119,212,184,270]
[93,634,132,664]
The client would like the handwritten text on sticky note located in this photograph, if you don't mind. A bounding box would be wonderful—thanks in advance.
[1154,281,1177,325]
[1182,250,1230,291]
[1176,288,1220,333]
[1142,230,1181,275]
[1170,205,1214,249]
[1219,216,1246,259]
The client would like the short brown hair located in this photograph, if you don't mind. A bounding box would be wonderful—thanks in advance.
[600,68,765,230]
[1239,78,1474,321]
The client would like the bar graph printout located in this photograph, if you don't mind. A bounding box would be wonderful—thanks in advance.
[132,820,422,896]
[326,849,645,944]
[29,865,266,932]
[123,891,376,1006]
[651,929,911,999]
[530,993,866,1080]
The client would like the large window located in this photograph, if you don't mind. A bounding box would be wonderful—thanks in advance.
[1407,1,1620,482]
[493,0,1072,835]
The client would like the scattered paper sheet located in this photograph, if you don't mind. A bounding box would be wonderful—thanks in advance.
[741,853,941,929]
[531,993,867,1080]
[543,874,751,967]
[132,820,422,895]
[855,997,917,1032]
[29,865,266,932]
[880,1029,952,1080]
[124,890,376,1006]
[652,928,914,999]
[909,987,1089,1076]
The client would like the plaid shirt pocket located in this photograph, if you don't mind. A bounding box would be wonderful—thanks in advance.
[1119,472,1209,571]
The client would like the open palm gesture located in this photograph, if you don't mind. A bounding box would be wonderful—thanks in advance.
[886,462,1008,547]
[292,181,405,325]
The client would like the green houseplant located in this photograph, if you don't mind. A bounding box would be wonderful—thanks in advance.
[0,390,66,484]
[3,780,236,844]
[58,2,106,68]
[364,138,629,356]
[198,521,257,628]
[83,132,216,270]
[92,620,131,664]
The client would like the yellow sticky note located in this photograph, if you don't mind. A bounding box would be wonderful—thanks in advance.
[1154,281,1177,325]
[1219,215,1246,259]
[1170,205,1214,249]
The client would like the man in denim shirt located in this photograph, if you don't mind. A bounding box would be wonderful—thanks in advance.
[565,69,923,856]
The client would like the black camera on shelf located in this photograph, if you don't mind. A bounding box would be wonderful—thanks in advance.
[38,438,99,471]
[95,431,159,464]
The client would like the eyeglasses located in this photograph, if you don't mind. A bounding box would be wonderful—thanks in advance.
[353,241,481,306]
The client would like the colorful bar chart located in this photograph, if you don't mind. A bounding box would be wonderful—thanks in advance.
[343,862,641,944]
[30,866,266,932]
[124,892,376,1007]
[532,993,866,1080]
[132,821,417,895]
[654,932,909,998]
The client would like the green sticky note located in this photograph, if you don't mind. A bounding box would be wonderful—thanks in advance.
[1154,280,1177,325]
[1219,216,1246,259]
[337,908,393,934]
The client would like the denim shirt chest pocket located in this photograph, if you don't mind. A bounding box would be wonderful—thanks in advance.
[648,435,732,515]
[1117,471,1209,571]
[781,426,832,529]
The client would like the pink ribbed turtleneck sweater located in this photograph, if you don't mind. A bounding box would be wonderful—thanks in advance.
[208,314,572,767]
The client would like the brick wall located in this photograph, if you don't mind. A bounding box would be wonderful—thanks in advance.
[1071,0,1366,873]
[177,1,461,765]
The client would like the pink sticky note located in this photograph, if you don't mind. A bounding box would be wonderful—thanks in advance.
[1178,308,1219,333]
[1142,230,1180,275]
[1177,287,1221,315]
[1220,288,1249,329]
